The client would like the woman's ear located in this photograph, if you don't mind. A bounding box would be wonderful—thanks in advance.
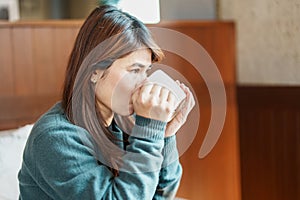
[91,70,101,83]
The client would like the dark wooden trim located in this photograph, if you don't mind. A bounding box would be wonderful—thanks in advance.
[238,86,300,108]
[237,86,300,200]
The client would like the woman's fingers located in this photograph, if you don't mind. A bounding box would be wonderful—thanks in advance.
[159,87,168,102]
[173,82,195,122]
[167,91,176,107]
[165,83,195,137]
[180,82,195,108]
[132,82,178,122]
[140,83,153,96]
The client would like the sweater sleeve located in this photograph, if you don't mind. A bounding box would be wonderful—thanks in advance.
[28,116,167,200]
[153,135,183,200]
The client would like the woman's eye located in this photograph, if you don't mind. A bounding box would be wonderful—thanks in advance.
[131,68,140,73]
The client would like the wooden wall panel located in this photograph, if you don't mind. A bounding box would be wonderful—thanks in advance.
[33,28,56,95]
[238,86,300,200]
[12,28,35,96]
[173,27,214,81]
[53,28,78,94]
[149,22,240,200]
[0,28,14,95]
[177,86,240,200]
[211,23,236,84]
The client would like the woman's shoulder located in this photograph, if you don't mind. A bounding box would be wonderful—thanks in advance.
[29,102,89,143]
[21,103,98,176]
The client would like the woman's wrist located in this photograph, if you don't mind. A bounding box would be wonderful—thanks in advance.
[130,115,167,140]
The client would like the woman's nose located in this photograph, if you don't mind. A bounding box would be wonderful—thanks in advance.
[134,74,148,89]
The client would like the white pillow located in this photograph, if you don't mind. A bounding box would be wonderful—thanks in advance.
[0,124,33,200]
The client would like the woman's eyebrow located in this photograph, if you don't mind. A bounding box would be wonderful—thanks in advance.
[130,63,152,68]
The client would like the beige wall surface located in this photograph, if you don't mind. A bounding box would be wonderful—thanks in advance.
[219,0,300,85]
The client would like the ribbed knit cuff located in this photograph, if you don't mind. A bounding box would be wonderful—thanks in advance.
[162,135,179,168]
[131,115,166,140]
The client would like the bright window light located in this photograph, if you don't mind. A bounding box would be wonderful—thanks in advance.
[118,0,160,24]
[0,0,19,21]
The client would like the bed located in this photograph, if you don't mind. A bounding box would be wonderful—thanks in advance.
[0,124,33,200]
[0,20,240,200]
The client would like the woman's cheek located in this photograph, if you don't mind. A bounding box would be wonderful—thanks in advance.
[110,74,136,110]
[122,73,142,95]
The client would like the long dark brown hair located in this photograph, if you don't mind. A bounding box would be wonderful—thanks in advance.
[61,5,164,175]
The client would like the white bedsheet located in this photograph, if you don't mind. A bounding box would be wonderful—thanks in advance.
[0,124,33,200]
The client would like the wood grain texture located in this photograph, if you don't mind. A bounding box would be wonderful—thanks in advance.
[12,27,35,96]
[0,28,14,95]
[53,28,79,94]
[238,86,300,200]
[33,28,56,95]
[153,22,240,200]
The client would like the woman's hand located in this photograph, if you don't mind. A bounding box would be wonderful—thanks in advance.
[165,82,195,137]
[132,83,177,122]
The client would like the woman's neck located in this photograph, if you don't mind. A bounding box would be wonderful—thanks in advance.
[96,100,113,127]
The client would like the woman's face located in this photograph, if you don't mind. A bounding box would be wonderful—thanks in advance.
[94,49,152,119]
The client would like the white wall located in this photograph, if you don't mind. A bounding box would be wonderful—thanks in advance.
[219,0,300,85]
[0,0,19,21]
[160,0,216,20]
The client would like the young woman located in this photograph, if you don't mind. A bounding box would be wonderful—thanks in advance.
[18,5,195,200]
